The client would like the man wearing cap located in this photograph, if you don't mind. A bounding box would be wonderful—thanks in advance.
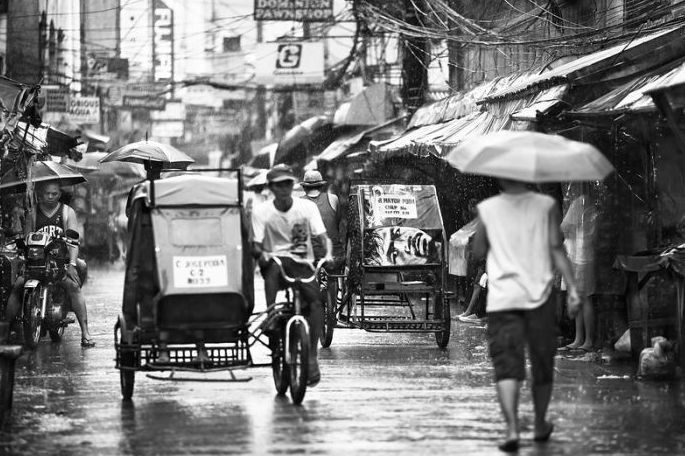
[300,170,344,268]
[251,164,332,386]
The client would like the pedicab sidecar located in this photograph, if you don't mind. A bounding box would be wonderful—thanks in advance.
[114,172,256,399]
[323,183,451,348]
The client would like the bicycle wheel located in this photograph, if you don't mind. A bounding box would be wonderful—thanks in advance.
[288,320,309,405]
[270,329,289,395]
[320,276,337,348]
[434,292,451,348]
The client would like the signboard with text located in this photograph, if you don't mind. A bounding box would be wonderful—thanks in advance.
[153,0,174,83]
[123,96,167,110]
[254,41,324,86]
[68,96,100,124]
[254,0,334,21]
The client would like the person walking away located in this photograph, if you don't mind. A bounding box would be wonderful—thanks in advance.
[300,170,344,268]
[4,182,95,347]
[252,164,332,386]
[472,178,580,452]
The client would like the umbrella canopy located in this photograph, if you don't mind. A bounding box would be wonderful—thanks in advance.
[245,169,268,189]
[100,140,194,169]
[274,116,333,166]
[445,131,614,183]
[0,161,87,193]
[248,143,278,169]
[67,152,146,178]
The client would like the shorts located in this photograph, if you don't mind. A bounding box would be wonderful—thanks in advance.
[487,295,557,385]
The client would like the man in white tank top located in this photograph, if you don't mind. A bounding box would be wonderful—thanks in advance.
[473,178,581,452]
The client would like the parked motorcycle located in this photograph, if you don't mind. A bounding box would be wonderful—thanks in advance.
[15,229,83,348]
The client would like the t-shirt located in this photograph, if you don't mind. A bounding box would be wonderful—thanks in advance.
[478,191,556,312]
[252,198,326,261]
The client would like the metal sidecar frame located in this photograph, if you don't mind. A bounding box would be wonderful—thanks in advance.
[322,182,451,348]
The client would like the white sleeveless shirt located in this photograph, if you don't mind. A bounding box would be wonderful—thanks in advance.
[478,191,555,312]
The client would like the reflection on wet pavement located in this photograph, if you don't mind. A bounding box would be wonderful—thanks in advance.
[0,265,683,455]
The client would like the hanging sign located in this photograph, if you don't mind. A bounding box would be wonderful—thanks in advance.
[153,0,174,83]
[254,41,324,86]
[68,96,100,124]
[374,194,418,219]
[253,0,334,21]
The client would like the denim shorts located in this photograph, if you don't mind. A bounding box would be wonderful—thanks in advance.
[486,295,557,385]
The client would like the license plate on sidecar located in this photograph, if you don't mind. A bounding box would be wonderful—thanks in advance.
[173,255,229,288]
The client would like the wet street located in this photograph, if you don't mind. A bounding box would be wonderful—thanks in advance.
[0,264,684,455]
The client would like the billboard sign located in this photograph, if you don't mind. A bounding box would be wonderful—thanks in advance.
[151,120,184,138]
[123,96,166,110]
[68,96,100,124]
[153,0,174,83]
[254,41,324,86]
[254,0,334,21]
[120,1,152,80]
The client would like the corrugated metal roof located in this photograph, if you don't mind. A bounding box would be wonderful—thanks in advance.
[407,70,545,128]
[482,25,685,102]
[572,60,685,116]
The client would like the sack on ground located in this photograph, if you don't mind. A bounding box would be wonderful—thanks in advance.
[637,336,676,380]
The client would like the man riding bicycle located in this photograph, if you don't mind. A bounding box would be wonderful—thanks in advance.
[251,164,332,386]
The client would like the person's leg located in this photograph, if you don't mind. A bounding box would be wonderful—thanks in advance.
[299,280,323,383]
[4,278,25,324]
[63,279,93,345]
[496,379,521,443]
[260,262,281,307]
[487,311,525,449]
[459,283,481,317]
[527,296,557,440]
[579,295,595,351]
[567,313,585,349]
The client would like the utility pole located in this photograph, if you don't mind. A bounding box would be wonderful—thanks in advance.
[400,0,428,114]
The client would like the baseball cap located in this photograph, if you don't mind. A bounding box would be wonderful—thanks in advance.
[266,164,297,183]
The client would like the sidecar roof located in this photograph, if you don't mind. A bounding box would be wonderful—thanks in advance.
[131,174,241,207]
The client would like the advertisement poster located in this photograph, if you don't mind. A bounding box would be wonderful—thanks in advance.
[254,42,325,86]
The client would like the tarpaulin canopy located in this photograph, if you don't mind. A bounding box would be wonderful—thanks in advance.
[316,116,407,164]
[333,83,396,126]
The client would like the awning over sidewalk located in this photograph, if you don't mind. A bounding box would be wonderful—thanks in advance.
[570,59,685,116]
[374,85,568,159]
[483,25,685,103]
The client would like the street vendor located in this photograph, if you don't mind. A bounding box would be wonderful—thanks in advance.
[3,182,94,347]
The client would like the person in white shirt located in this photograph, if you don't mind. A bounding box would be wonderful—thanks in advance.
[251,164,332,386]
[473,178,580,452]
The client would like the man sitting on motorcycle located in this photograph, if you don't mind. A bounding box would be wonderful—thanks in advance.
[4,182,95,347]
[251,164,332,386]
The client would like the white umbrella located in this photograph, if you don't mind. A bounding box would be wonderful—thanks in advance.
[445,130,614,183]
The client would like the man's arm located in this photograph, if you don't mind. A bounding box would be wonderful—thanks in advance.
[472,218,488,261]
[549,203,581,318]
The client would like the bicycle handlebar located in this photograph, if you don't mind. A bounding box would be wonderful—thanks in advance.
[270,256,327,284]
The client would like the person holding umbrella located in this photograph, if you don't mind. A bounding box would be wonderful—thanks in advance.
[447,131,614,452]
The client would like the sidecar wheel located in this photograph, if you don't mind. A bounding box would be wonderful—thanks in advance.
[120,352,136,400]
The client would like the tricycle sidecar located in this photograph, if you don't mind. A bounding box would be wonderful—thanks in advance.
[114,172,255,399]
